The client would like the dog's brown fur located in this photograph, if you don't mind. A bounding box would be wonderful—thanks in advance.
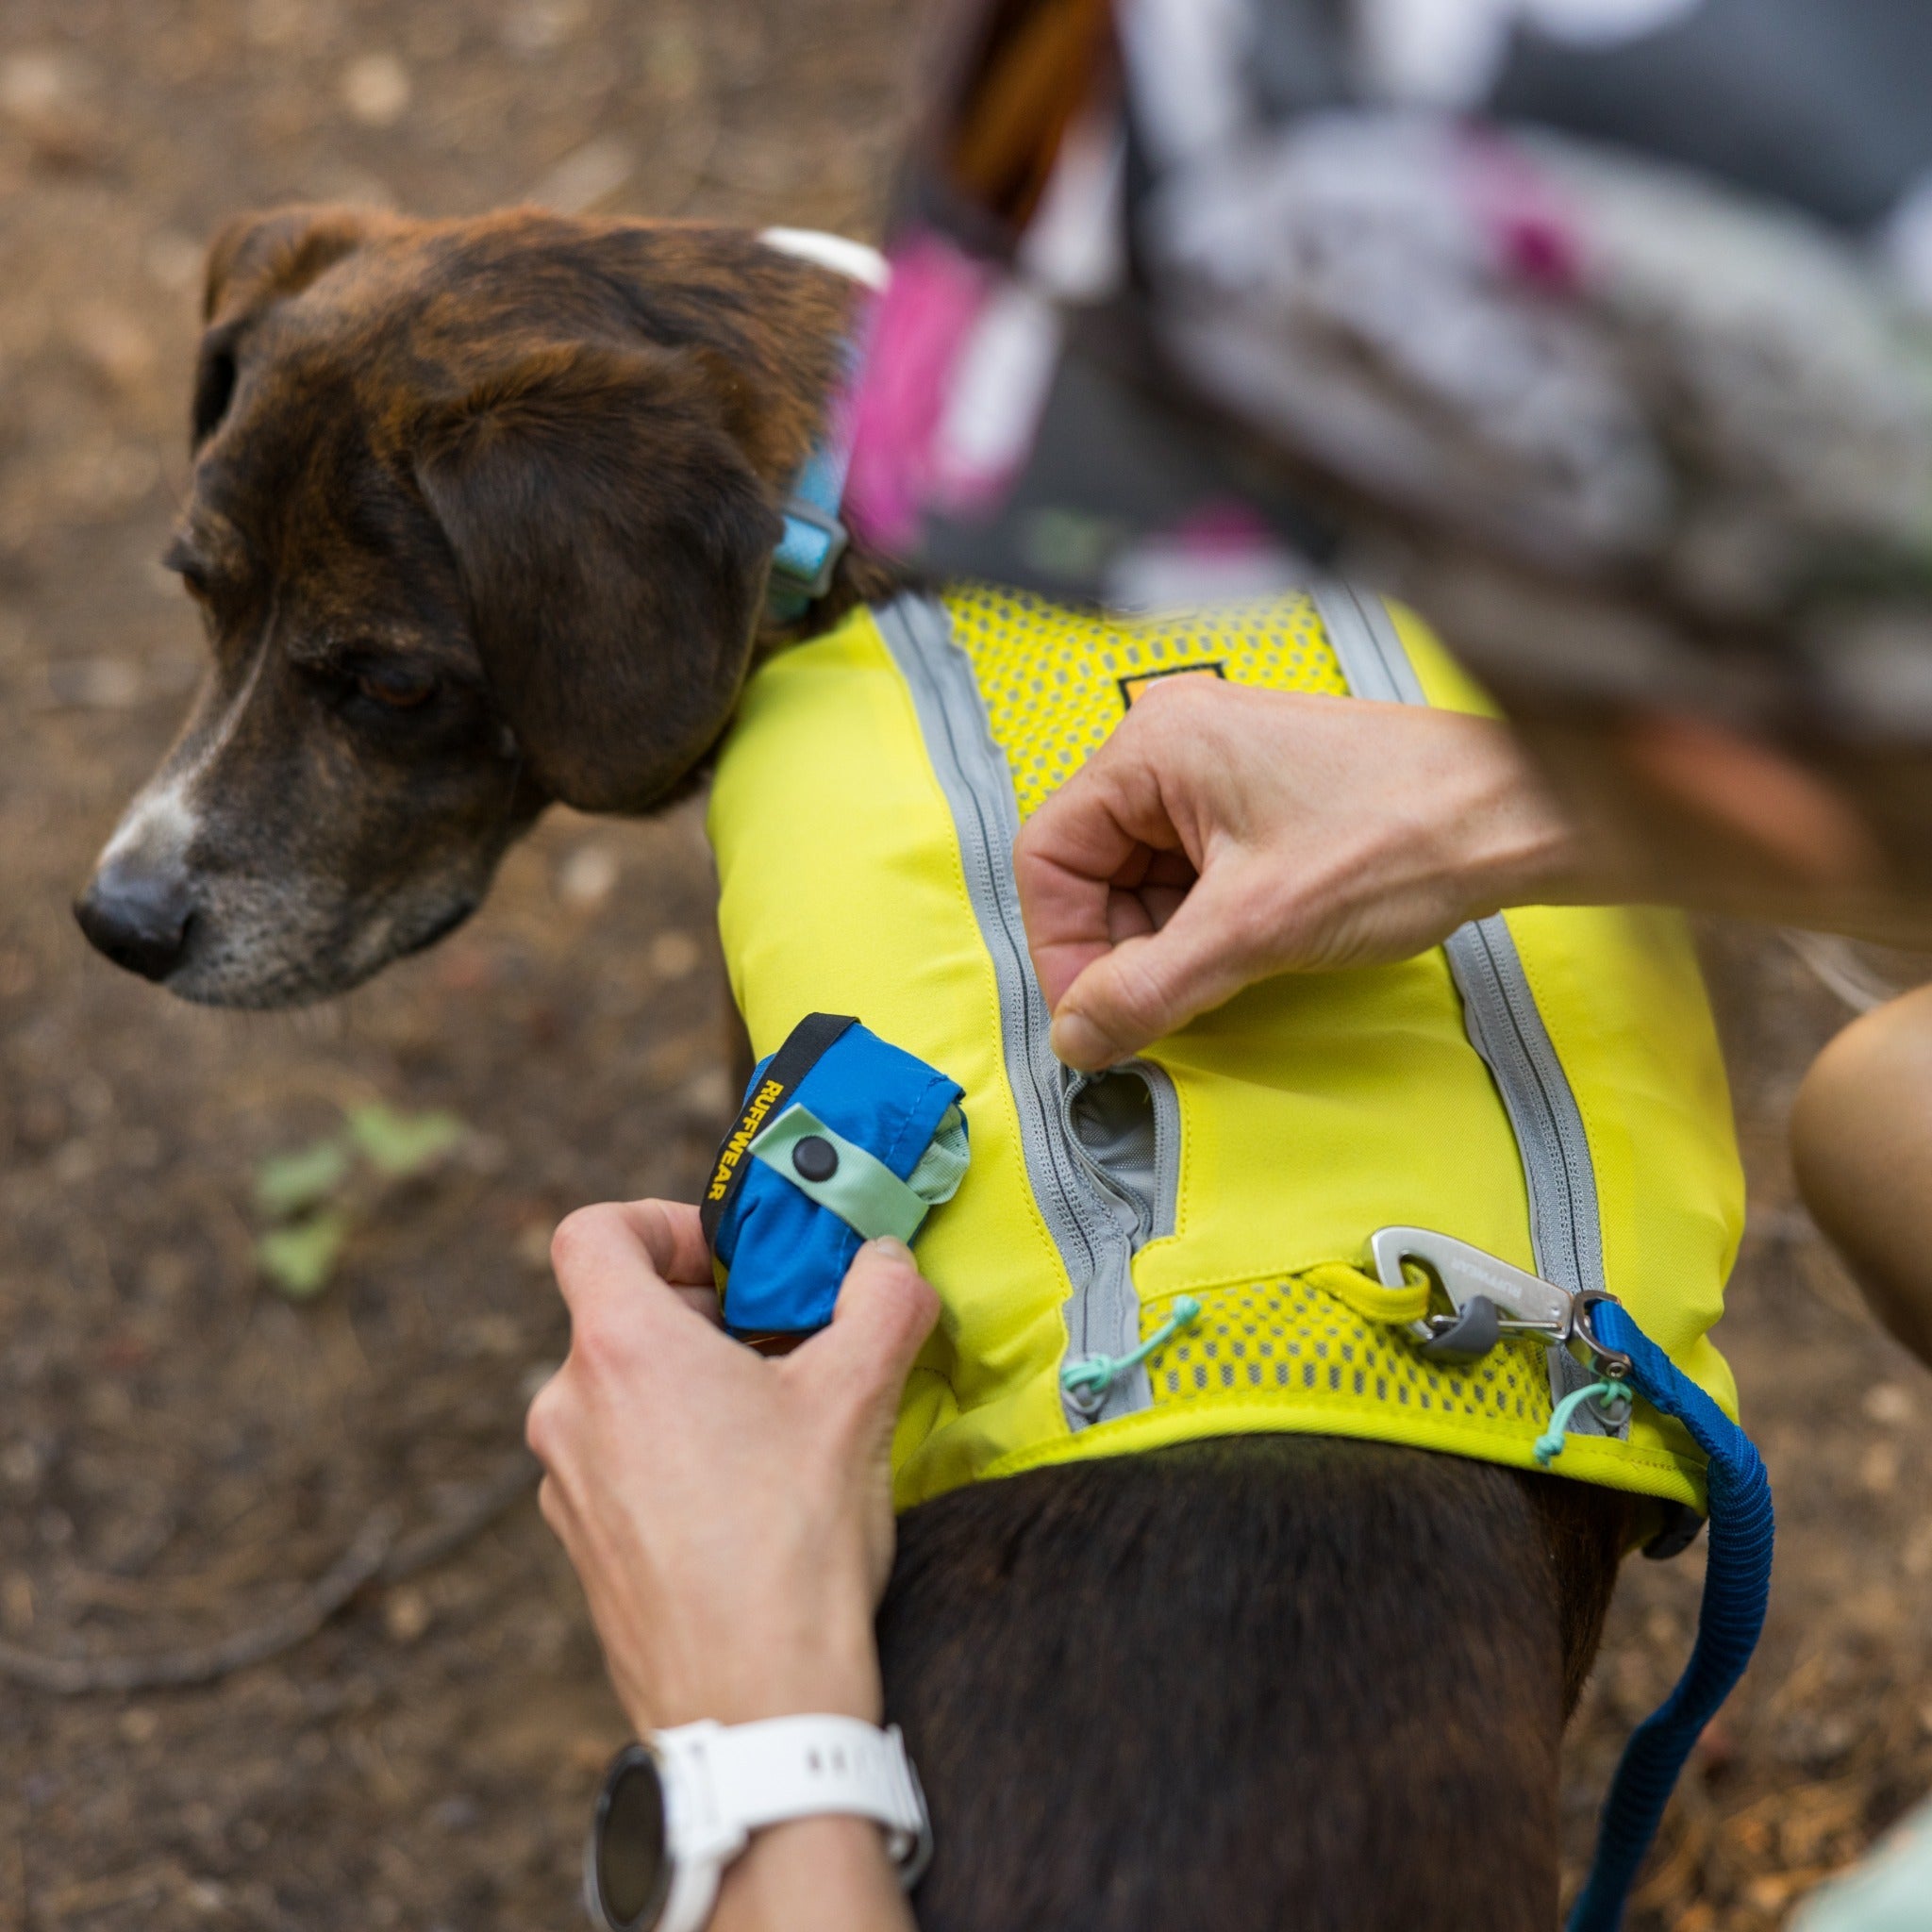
[80,207,885,1005]
[79,207,1634,1928]
[888,1440,1629,1932]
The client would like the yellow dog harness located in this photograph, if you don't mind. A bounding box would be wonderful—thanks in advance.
[708,582,1743,1521]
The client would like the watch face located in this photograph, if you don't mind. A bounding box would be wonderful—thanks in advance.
[592,1746,671,1931]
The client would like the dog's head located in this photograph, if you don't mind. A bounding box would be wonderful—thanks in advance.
[76,205,856,1006]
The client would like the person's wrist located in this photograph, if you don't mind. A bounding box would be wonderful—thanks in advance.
[1466,790,1580,908]
[710,1815,907,1932]
[635,1624,884,1733]
[1443,731,1596,914]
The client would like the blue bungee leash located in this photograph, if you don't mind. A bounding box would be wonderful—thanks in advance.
[1539,1299,1775,1932]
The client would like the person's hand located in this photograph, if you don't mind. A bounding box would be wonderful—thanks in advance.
[525,1200,939,1734]
[1014,676,1590,1071]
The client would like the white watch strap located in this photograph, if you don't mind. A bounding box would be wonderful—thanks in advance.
[702,1717,925,1844]
[656,1716,931,1893]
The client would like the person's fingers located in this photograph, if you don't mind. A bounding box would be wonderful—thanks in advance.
[1130,877,1191,933]
[548,1204,650,1315]
[548,1202,724,1359]
[1016,733,1185,1013]
[591,1198,715,1288]
[534,1470,566,1536]
[1018,861,1122,1015]
[1049,872,1274,1069]
[791,1237,941,1438]
[1015,830,1140,1015]
[603,1200,726,1322]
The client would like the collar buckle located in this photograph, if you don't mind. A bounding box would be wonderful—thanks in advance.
[770,495,849,605]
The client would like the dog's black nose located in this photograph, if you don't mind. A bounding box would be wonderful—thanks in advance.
[75,862,195,982]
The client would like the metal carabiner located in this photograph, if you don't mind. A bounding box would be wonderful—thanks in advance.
[1369,1226,1629,1375]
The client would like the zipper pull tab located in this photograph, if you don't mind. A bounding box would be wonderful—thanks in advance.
[1061,1296,1203,1418]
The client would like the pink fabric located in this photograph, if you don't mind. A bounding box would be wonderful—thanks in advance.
[1458,127,1585,296]
[1161,499,1277,558]
[844,229,993,554]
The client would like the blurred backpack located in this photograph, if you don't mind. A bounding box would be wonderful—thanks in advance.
[848,0,1932,933]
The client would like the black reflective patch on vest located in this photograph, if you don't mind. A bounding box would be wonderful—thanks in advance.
[1117,661,1224,709]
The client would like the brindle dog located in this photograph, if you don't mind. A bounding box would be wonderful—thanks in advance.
[76,207,1633,1931]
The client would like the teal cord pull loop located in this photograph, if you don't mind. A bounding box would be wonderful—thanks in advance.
[1062,1296,1204,1418]
[1534,1378,1635,1468]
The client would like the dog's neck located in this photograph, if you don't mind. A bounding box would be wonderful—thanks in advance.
[737,228,908,651]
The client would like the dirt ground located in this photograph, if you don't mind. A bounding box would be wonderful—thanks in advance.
[1,3,1930,1927]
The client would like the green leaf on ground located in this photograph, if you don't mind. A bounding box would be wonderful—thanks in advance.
[255,1136,352,1216]
[257,1208,352,1299]
[346,1102,467,1177]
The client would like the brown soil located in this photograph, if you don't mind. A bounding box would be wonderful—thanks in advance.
[0,6,1928,1927]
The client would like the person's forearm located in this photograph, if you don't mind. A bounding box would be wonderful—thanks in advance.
[1438,718,1619,918]
[712,1817,915,1932]
[529,1212,939,1932]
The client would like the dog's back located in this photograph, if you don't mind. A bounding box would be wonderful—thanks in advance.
[885,1436,1628,1931]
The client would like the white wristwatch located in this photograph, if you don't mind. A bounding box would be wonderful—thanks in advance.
[584,1716,932,1932]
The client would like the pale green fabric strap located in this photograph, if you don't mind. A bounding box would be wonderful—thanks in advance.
[749,1103,938,1244]
[906,1104,968,1204]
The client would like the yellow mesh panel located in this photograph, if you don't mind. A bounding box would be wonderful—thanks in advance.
[1141,1279,1550,1440]
[942,584,1347,821]
[943,583,1558,1449]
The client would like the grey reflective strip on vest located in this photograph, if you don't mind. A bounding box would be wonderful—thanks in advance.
[1312,583,1624,1433]
[874,594,1149,1427]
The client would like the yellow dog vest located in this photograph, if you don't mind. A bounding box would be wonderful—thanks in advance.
[708,583,1743,1516]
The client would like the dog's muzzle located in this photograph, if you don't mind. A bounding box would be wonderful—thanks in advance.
[75,857,197,983]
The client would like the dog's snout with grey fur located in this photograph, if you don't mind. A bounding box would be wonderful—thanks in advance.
[77,204,859,1009]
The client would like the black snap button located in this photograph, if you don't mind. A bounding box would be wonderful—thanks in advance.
[792,1135,839,1183]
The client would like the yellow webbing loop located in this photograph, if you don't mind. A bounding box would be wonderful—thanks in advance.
[1302,1260,1433,1328]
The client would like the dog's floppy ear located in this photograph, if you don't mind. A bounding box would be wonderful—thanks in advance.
[195,205,398,448]
[203,203,395,325]
[415,341,781,813]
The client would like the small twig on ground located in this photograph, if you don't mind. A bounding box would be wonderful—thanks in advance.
[0,1451,541,1696]
[0,1509,397,1696]
[380,1452,541,1583]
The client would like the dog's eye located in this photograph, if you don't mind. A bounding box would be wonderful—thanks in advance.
[356,666,438,710]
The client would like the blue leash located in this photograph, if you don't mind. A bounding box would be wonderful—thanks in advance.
[1559,1301,1775,1932]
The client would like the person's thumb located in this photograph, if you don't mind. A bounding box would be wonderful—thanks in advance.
[1049,883,1261,1071]
[792,1237,941,1438]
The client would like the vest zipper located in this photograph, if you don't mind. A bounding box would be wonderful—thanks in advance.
[881,584,1617,1435]
[1312,582,1627,1437]
[1060,1062,1182,1246]
[1060,1073,1152,1242]
[874,595,1153,1428]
